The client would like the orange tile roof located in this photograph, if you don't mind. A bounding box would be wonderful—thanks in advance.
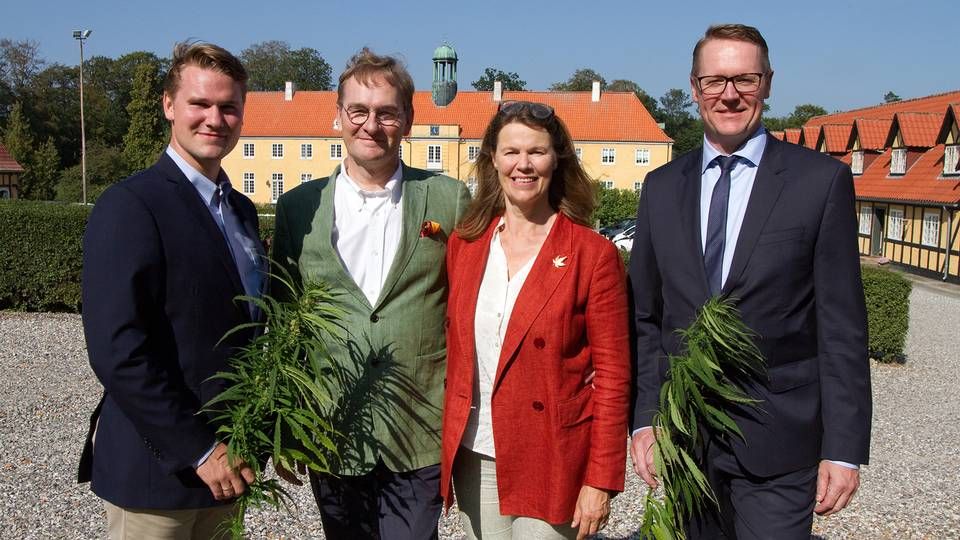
[936,104,960,144]
[0,144,24,172]
[854,145,960,204]
[783,128,801,144]
[849,118,893,151]
[818,124,853,153]
[240,90,672,143]
[770,130,785,140]
[806,90,960,127]
[800,126,820,149]
[887,112,944,148]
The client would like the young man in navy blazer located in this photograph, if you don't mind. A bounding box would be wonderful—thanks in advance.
[79,42,265,538]
[629,24,871,539]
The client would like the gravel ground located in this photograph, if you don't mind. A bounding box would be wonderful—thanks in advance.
[1,284,957,539]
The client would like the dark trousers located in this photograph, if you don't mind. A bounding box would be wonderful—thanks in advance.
[309,461,443,540]
[688,440,818,540]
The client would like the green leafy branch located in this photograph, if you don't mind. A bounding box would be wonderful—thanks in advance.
[640,296,765,539]
[204,265,346,538]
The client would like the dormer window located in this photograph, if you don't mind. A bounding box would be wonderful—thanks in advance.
[891,148,907,175]
[851,151,864,175]
[944,145,959,176]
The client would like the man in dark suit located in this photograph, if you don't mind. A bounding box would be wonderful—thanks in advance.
[629,24,871,539]
[79,42,265,539]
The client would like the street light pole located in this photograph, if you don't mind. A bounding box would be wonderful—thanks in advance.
[73,30,92,205]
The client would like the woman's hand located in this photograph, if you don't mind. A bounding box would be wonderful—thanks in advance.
[571,485,610,539]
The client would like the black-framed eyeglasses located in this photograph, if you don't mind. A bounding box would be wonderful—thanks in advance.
[339,105,405,127]
[695,73,765,96]
[498,100,555,120]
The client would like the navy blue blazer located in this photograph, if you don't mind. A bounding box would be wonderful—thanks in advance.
[78,152,263,509]
[629,135,872,477]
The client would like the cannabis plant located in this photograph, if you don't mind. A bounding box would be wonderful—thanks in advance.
[640,296,766,539]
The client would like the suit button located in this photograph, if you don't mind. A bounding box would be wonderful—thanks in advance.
[532,401,544,412]
[534,337,545,349]
[370,314,379,323]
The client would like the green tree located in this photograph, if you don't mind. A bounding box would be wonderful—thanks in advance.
[884,91,901,103]
[25,137,60,200]
[786,103,827,126]
[55,140,130,203]
[594,186,639,228]
[122,62,165,171]
[607,79,660,117]
[550,68,606,91]
[241,41,332,91]
[471,67,526,91]
[657,88,702,156]
[2,102,33,165]
[0,39,44,93]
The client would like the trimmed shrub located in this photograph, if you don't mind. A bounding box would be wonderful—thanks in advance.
[861,266,911,363]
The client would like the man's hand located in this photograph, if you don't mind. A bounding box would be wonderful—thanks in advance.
[571,485,610,540]
[814,460,860,516]
[630,428,658,488]
[195,443,255,501]
[273,459,306,486]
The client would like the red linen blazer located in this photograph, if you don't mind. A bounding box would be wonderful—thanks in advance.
[440,213,630,524]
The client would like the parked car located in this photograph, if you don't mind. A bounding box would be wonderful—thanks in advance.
[599,219,634,239]
[614,229,634,252]
[611,224,635,244]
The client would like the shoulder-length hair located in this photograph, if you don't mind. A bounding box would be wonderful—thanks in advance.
[456,102,596,241]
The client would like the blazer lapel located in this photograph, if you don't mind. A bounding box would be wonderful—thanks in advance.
[313,167,372,309]
[374,165,427,309]
[493,214,572,392]
[724,136,787,293]
[455,219,499,377]
[679,149,711,298]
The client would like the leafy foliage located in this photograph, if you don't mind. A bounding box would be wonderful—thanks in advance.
[550,68,606,91]
[608,79,660,118]
[205,269,346,538]
[641,297,765,539]
[55,140,130,203]
[594,185,638,228]
[241,41,333,92]
[471,67,526,91]
[861,266,911,362]
[122,62,165,172]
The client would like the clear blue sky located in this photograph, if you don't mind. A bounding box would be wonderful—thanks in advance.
[4,0,955,117]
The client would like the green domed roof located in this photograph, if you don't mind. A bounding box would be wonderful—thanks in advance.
[433,44,457,61]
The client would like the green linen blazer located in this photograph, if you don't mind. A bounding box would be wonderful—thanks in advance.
[272,164,471,475]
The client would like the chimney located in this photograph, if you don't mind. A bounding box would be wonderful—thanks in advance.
[591,81,601,102]
[284,81,295,101]
[493,80,503,103]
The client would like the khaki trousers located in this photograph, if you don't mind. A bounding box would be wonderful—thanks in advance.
[452,448,577,540]
[104,501,238,540]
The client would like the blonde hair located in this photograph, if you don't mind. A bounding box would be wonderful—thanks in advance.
[692,24,771,75]
[163,41,247,98]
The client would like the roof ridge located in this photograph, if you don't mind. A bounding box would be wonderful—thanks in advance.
[808,89,960,121]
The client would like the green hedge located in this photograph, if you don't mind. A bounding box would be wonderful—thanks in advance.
[0,200,278,313]
[861,266,912,363]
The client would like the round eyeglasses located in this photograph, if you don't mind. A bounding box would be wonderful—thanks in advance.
[339,106,405,127]
[695,73,765,96]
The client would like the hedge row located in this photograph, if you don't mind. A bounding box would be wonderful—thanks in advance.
[861,266,912,362]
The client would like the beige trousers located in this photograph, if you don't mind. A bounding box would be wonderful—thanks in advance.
[452,448,577,540]
[104,501,238,540]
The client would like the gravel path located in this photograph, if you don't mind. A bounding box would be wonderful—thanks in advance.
[0,284,957,539]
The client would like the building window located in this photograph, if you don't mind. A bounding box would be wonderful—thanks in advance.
[272,143,284,159]
[300,173,312,184]
[887,209,904,241]
[468,146,480,162]
[427,145,442,169]
[300,143,313,159]
[430,125,440,136]
[944,145,959,176]
[242,143,255,158]
[467,177,478,196]
[575,147,582,162]
[922,211,940,247]
[851,151,864,175]
[330,143,343,160]
[858,206,872,235]
[600,180,615,189]
[271,173,284,202]
[890,148,906,175]
[242,172,255,194]
[634,181,643,193]
[635,148,650,165]
[602,148,616,165]
[399,144,403,161]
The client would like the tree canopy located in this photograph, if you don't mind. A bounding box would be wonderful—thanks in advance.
[550,68,606,91]
[241,41,332,92]
[471,67,526,91]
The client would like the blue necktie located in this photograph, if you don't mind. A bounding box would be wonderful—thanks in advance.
[704,155,738,296]
[216,181,264,317]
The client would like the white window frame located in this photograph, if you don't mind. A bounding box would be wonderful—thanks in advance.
[575,147,582,162]
[242,143,255,158]
[858,206,872,235]
[468,146,480,162]
[330,143,343,160]
[427,145,442,170]
[300,173,312,184]
[271,143,284,159]
[300,143,313,159]
[634,181,643,193]
[242,172,255,194]
[887,209,904,241]
[398,144,403,161]
[635,147,650,166]
[851,150,864,175]
[271,173,284,203]
[944,145,959,176]
[600,180,615,189]
[891,148,906,175]
[601,148,616,165]
[922,211,940,247]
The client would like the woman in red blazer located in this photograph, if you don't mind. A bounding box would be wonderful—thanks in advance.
[440,101,630,539]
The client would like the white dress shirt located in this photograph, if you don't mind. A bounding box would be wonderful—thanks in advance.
[332,163,404,306]
[462,220,539,458]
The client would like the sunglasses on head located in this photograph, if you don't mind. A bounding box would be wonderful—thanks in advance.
[497,100,555,120]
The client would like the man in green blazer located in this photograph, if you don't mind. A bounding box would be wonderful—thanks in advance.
[272,48,470,540]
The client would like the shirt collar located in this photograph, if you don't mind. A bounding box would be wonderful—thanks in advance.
[701,126,768,174]
[339,161,404,204]
[166,145,224,206]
